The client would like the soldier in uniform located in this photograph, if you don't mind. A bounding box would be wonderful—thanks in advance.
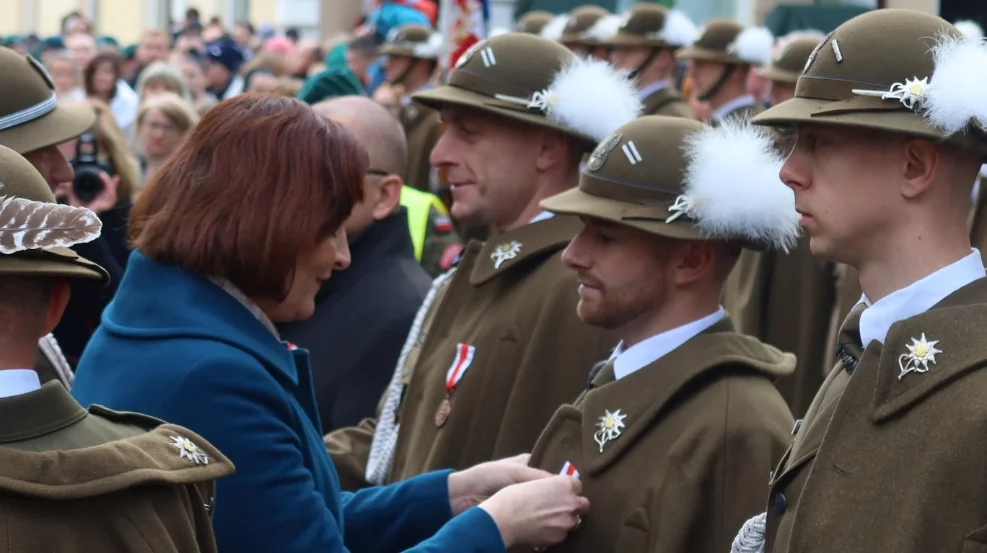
[718,33,833,417]
[0,144,234,551]
[515,11,555,35]
[676,20,773,124]
[548,5,610,57]
[757,35,823,107]
[602,4,697,118]
[731,10,987,553]
[379,24,443,193]
[325,32,640,490]
[526,115,798,553]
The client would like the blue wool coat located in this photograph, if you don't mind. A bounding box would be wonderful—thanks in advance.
[73,251,505,553]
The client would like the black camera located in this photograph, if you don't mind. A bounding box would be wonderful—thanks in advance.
[70,133,115,203]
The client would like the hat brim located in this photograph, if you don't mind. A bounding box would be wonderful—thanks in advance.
[676,46,741,64]
[0,103,95,155]
[413,85,598,149]
[0,247,108,283]
[602,33,669,49]
[540,187,706,241]
[755,66,799,84]
[379,45,415,57]
[751,97,944,141]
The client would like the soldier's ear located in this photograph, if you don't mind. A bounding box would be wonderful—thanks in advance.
[372,174,404,220]
[40,279,71,337]
[899,138,941,200]
[534,129,570,173]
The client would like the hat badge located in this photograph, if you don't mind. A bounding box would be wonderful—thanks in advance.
[456,40,487,69]
[586,133,621,172]
[170,435,211,465]
[853,77,929,111]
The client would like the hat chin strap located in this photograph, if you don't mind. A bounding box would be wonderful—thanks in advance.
[697,63,739,102]
[0,93,57,132]
[628,47,662,82]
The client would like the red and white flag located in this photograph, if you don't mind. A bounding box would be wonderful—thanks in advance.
[439,0,490,70]
[560,461,580,479]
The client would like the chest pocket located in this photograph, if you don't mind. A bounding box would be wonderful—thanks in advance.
[615,506,651,552]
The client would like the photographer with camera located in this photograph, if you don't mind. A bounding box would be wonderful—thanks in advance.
[0,46,135,371]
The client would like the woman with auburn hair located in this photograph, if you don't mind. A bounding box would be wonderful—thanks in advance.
[71,94,588,553]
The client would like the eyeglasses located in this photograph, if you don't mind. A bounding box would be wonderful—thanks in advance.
[145,121,181,135]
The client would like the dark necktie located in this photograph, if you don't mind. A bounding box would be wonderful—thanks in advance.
[834,302,867,374]
[587,360,617,389]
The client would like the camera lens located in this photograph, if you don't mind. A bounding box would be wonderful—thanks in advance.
[73,167,104,203]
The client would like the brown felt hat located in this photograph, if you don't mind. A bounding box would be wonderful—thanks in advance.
[603,4,693,49]
[542,116,712,241]
[756,35,822,83]
[752,9,983,150]
[379,24,441,60]
[515,11,555,35]
[413,32,641,149]
[0,145,107,282]
[0,46,95,155]
[676,19,772,66]
[560,6,610,46]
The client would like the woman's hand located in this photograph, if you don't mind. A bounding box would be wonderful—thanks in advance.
[447,454,552,515]
[479,475,589,549]
[55,171,119,214]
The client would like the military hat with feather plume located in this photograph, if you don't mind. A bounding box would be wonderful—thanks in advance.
[0,145,106,281]
[600,3,697,50]
[553,6,611,47]
[753,9,987,154]
[515,11,554,35]
[756,34,823,84]
[379,24,443,60]
[541,116,800,252]
[676,19,773,66]
[413,32,641,150]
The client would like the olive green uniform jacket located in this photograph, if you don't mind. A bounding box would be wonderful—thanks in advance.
[766,277,987,553]
[526,319,794,553]
[723,239,836,417]
[401,102,442,193]
[641,87,694,119]
[326,216,617,489]
[0,381,234,552]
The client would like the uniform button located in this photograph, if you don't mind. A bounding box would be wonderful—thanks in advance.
[773,492,788,514]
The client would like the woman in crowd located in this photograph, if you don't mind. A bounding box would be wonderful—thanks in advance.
[180,53,218,115]
[46,51,85,102]
[243,67,279,94]
[135,92,199,186]
[135,60,193,103]
[83,51,138,133]
[71,94,587,553]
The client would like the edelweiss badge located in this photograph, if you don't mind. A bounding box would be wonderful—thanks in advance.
[897,333,942,381]
[170,435,211,465]
[490,240,522,269]
[593,409,627,452]
[586,133,621,171]
[853,77,929,110]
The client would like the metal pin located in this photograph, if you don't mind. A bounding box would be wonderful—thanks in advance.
[832,40,843,63]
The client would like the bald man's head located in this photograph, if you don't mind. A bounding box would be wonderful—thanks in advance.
[313,95,408,177]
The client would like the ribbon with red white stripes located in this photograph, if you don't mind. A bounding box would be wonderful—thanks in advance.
[445,343,476,392]
[560,461,580,479]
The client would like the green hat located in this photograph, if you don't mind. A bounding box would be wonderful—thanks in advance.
[753,10,987,148]
[756,35,823,84]
[556,6,610,46]
[297,67,365,104]
[541,116,800,251]
[413,32,641,149]
[0,145,107,282]
[601,4,697,49]
[0,47,94,155]
[379,24,442,60]
[676,19,773,66]
[515,11,554,35]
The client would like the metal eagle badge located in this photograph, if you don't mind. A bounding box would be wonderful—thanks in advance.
[593,409,627,452]
[586,133,621,172]
[170,435,211,465]
[491,240,522,269]
[897,333,942,381]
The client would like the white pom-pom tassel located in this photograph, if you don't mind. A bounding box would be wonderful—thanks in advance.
[730,27,775,66]
[954,20,984,42]
[543,58,642,142]
[924,33,987,135]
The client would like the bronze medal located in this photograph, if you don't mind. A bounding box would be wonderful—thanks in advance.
[434,398,452,427]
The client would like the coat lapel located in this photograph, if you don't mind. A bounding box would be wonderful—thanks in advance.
[579,320,794,475]
[470,216,582,285]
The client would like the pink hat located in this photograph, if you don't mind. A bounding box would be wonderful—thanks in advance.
[262,36,295,56]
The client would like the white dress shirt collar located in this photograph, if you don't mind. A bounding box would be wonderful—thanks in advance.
[0,369,42,399]
[530,211,554,224]
[608,307,727,380]
[636,80,670,101]
[859,249,985,346]
[711,94,756,123]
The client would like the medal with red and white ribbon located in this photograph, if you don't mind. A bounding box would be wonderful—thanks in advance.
[435,343,476,427]
[560,461,580,479]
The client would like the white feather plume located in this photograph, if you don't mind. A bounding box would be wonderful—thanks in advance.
[923,33,987,135]
[661,10,698,47]
[412,32,444,59]
[728,26,775,66]
[955,20,984,42]
[0,195,102,254]
[540,14,569,41]
[586,14,623,42]
[680,119,800,252]
[542,57,642,142]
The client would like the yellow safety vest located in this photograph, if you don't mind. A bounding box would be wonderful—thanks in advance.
[399,186,449,261]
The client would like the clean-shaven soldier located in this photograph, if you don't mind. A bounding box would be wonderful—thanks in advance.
[602,4,697,118]
[730,10,987,553]
[718,33,832,418]
[326,32,640,490]
[0,144,234,552]
[525,116,797,553]
[380,24,443,194]
[676,20,773,125]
